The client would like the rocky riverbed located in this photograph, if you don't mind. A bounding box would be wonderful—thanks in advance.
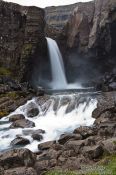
[0,75,116,174]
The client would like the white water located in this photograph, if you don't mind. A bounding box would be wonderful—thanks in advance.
[46,37,82,89]
[0,94,97,152]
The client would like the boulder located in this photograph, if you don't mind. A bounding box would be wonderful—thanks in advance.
[32,134,43,141]
[83,145,103,160]
[10,119,35,129]
[10,137,30,146]
[98,122,116,138]
[73,126,95,139]
[9,114,25,122]
[58,133,82,145]
[38,141,55,151]
[4,167,37,175]
[64,140,85,154]
[27,108,39,118]
[92,92,116,119]
[23,129,45,136]
[101,138,116,154]
[63,157,81,170]
[0,149,36,170]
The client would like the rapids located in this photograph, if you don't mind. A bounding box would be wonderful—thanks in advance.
[0,93,97,152]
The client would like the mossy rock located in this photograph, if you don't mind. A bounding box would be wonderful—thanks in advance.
[0,111,9,118]
[0,67,11,76]
[21,44,33,58]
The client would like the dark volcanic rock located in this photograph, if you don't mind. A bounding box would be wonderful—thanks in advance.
[0,0,46,82]
[58,133,82,145]
[9,114,25,122]
[11,137,30,146]
[38,141,55,151]
[0,148,36,170]
[83,145,103,160]
[32,134,43,141]
[27,107,39,118]
[10,119,35,128]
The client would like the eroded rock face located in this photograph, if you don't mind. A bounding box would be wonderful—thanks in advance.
[0,0,46,82]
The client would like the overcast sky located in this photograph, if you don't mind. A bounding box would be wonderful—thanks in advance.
[5,0,91,8]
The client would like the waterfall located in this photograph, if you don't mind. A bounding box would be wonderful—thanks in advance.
[46,37,67,89]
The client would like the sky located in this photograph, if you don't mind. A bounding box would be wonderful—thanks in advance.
[5,0,91,8]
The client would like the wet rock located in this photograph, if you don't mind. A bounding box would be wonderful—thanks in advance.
[101,138,116,154]
[4,167,37,175]
[9,114,25,122]
[73,126,95,139]
[38,141,55,151]
[10,119,35,129]
[83,145,103,160]
[92,92,116,119]
[32,134,43,141]
[0,148,36,170]
[58,133,82,145]
[23,129,45,136]
[10,137,30,146]
[27,108,39,118]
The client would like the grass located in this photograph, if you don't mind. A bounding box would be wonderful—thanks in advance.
[46,155,116,175]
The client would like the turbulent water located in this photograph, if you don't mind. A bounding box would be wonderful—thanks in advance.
[0,93,97,153]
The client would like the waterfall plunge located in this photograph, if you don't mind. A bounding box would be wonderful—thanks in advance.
[46,37,67,89]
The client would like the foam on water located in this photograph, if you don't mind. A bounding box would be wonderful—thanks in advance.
[0,94,97,152]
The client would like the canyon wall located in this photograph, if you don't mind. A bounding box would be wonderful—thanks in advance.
[45,0,116,83]
[0,0,47,82]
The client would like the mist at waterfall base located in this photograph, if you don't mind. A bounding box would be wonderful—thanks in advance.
[37,37,82,90]
[0,94,97,152]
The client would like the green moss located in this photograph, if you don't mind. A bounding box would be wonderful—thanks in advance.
[22,44,33,57]
[113,141,116,145]
[0,67,11,76]
[0,91,19,99]
[0,111,9,118]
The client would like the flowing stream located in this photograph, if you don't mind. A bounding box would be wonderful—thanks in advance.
[0,93,97,153]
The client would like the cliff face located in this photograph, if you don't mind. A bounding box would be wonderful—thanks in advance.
[45,0,116,83]
[45,3,79,30]
[0,0,47,82]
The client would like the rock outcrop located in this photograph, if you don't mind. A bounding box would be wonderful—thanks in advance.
[0,0,47,82]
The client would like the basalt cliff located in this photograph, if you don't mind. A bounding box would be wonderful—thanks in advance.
[0,0,47,83]
[46,0,116,84]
